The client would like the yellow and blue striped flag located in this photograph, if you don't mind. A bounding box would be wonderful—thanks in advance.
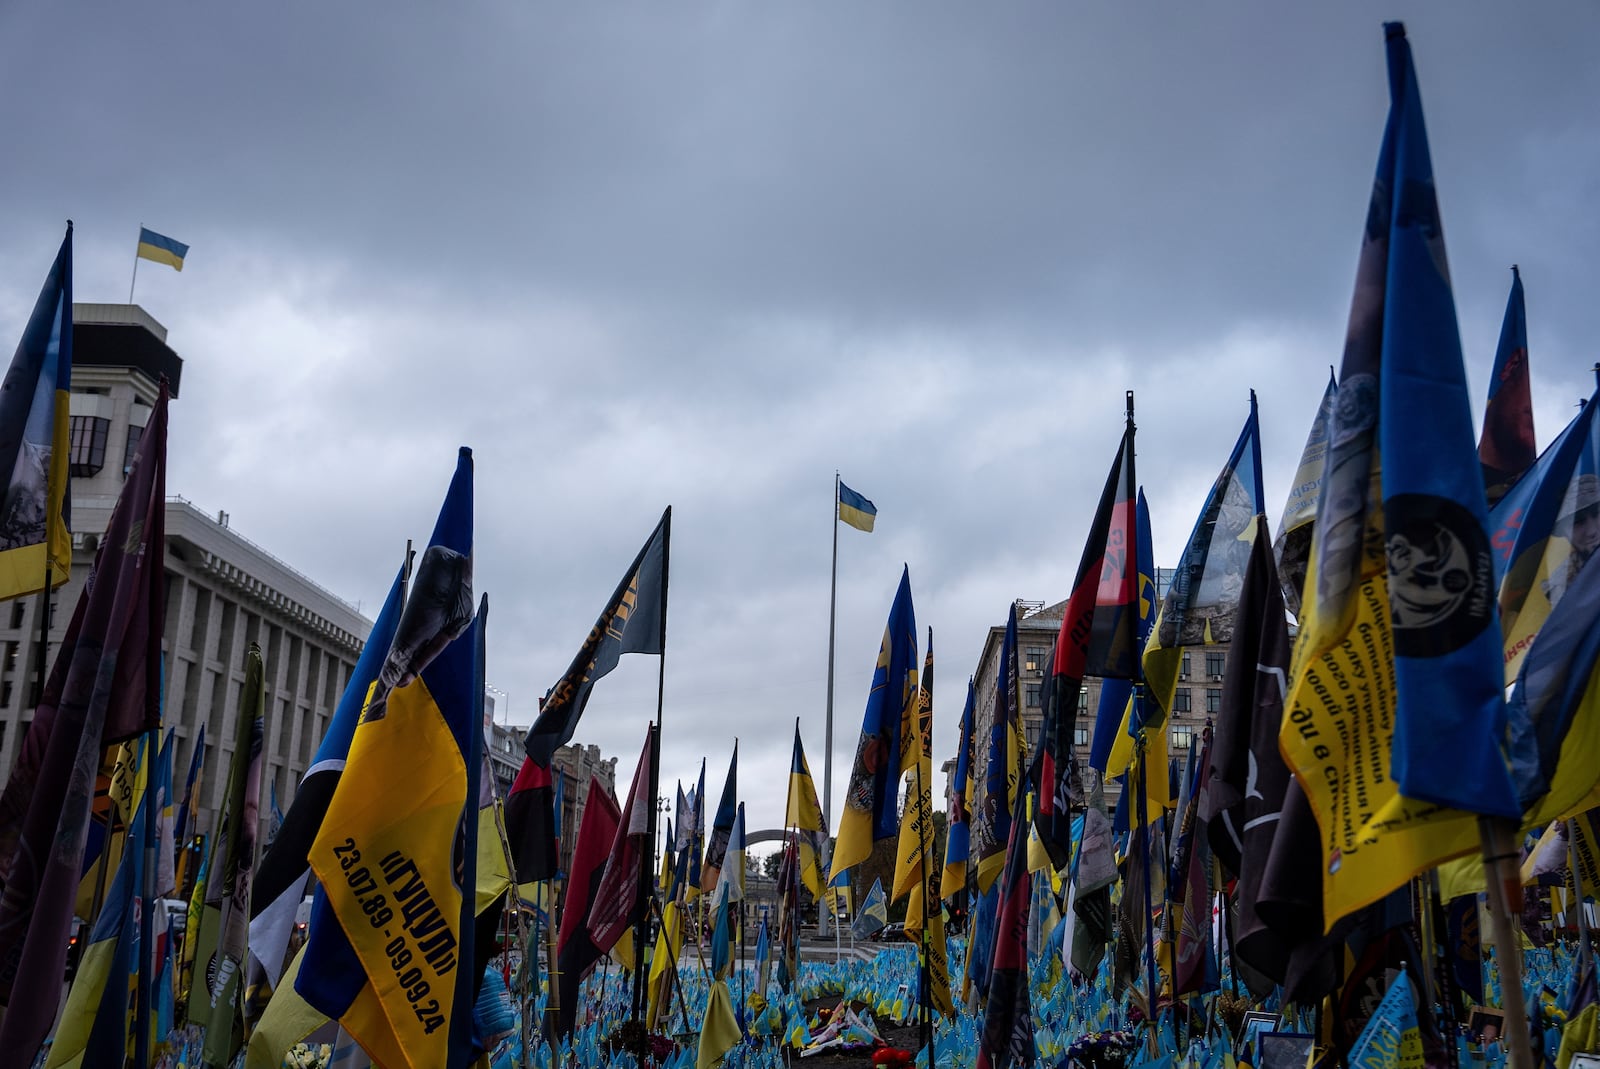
[838,482,877,532]
[0,224,73,601]
[136,227,188,271]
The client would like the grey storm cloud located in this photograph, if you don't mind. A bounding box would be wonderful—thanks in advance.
[1,1,1597,837]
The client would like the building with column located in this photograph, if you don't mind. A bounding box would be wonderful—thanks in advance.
[0,304,372,845]
[968,576,1224,816]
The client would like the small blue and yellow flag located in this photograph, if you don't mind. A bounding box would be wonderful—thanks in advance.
[136,227,188,272]
[838,482,877,532]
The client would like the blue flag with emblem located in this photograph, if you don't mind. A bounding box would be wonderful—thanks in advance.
[1377,24,1517,820]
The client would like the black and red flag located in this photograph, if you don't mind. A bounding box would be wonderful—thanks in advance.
[976,769,1034,1069]
[1036,403,1139,867]
[555,777,622,1039]
[505,755,560,883]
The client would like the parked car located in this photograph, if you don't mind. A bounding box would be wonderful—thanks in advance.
[871,922,909,942]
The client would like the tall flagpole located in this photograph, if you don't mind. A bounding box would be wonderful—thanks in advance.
[825,472,839,828]
[823,472,839,936]
[634,508,670,1041]
[129,225,142,304]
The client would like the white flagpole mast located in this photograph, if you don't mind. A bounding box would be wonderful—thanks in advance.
[822,472,840,938]
[129,225,142,304]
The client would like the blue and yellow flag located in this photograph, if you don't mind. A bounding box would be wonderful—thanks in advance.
[975,603,1022,893]
[838,481,877,533]
[831,567,917,878]
[300,449,479,1069]
[701,744,738,894]
[1142,397,1265,730]
[941,678,976,901]
[1282,25,1498,926]
[47,735,155,1069]
[0,223,73,601]
[784,724,828,898]
[710,803,745,980]
[1496,390,1599,686]
[1346,970,1423,1069]
[1276,371,1337,617]
[1480,265,1536,506]
[851,877,889,941]
[1097,489,1160,786]
[1375,29,1516,821]
[136,227,188,271]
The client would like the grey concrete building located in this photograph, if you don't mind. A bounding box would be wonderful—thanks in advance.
[0,304,371,845]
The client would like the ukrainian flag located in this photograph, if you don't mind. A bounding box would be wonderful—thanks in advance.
[136,227,188,271]
[300,450,479,1069]
[0,224,73,601]
[838,481,877,532]
[784,724,827,898]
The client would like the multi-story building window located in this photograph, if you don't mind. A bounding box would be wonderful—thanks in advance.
[1025,684,1041,708]
[1181,651,1191,679]
[123,423,143,474]
[1170,724,1193,752]
[1078,687,1088,713]
[1172,687,1191,713]
[1024,646,1048,672]
[1074,725,1089,747]
[1206,689,1221,714]
[1205,652,1226,680]
[68,415,110,477]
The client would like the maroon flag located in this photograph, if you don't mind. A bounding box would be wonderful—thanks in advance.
[588,726,652,954]
[976,778,1033,1069]
[505,756,559,883]
[1174,735,1217,997]
[556,777,621,1038]
[1041,419,1138,846]
[0,383,167,1053]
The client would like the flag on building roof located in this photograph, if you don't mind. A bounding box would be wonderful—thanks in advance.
[0,223,73,602]
[299,449,480,1069]
[136,226,188,271]
[838,481,877,532]
[0,381,166,1058]
[1480,265,1537,506]
[831,567,918,879]
[524,508,668,765]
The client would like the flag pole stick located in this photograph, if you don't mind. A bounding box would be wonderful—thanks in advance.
[129,226,142,304]
[823,473,839,939]
[1479,816,1536,1069]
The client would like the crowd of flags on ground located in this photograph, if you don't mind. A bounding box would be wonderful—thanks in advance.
[3,20,1600,1069]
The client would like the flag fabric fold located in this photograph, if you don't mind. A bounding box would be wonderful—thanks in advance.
[941,678,976,901]
[524,509,668,765]
[1276,372,1336,617]
[588,727,653,956]
[299,449,479,1069]
[837,481,877,533]
[0,223,73,602]
[831,566,917,878]
[554,778,621,1039]
[1143,398,1265,729]
[1281,24,1505,927]
[1480,265,1536,506]
[701,745,738,894]
[0,381,166,1058]
[784,725,828,899]
[974,604,1022,894]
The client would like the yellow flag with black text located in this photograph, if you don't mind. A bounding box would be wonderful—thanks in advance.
[300,450,480,1069]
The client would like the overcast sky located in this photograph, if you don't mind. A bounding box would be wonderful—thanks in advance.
[3,3,1598,845]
